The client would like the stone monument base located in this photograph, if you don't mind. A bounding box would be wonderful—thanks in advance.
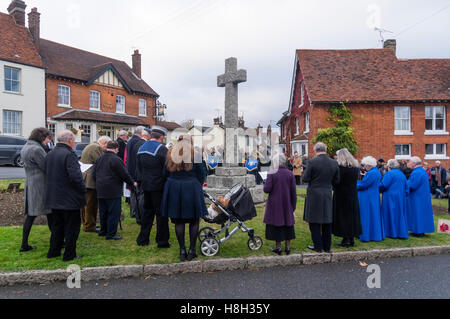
[204,167,265,204]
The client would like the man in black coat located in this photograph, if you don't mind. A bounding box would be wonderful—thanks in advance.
[302,142,340,253]
[116,130,128,162]
[93,141,136,241]
[45,130,86,262]
[135,126,170,248]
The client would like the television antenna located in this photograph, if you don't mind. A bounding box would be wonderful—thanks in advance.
[374,27,393,44]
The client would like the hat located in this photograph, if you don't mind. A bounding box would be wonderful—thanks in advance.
[144,128,152,135]
[378,158,385,163]
[151,125,168,136]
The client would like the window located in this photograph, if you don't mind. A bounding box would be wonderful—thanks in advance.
[425,106,447,134]
[116,95,125,113]
[425,143,448,159]
[47,123,56,136]
[395,144,411,159]
[90,91,100,110]
[4,66,21,93]
[80,125,91,143]
[2,110,22,135]
[139,99,147,116]
[394,106,412,134]
[295,118,299,136]
[304,112,310,134]
[58,85,71,107]
[299,82,304,107]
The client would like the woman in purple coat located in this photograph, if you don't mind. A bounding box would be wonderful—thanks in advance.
[263,153,297,255]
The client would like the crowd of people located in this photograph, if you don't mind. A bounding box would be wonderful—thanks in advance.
[263,142,448,254]
[18,126,448,262]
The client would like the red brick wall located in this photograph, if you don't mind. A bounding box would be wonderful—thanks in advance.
[46,77,156,127]
[307,102,450,168]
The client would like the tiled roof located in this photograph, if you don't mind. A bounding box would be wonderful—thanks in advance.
[0,12,43,68]
[39,39,159,97]
[157,121,182,131]
[297,49,450,103]
[53,109,148,126]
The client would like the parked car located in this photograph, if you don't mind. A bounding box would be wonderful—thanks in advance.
[0,135,27,167]
[74,143,89,159]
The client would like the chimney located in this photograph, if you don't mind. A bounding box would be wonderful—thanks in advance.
[214,116,223,126]
[8,0,27,26]
[132,50,142,78]
[28,7,40,50]
[383,39,397,56]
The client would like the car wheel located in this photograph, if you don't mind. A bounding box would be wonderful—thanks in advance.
[14,155,24,168]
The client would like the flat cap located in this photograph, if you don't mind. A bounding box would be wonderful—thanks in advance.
[151,125,168,136]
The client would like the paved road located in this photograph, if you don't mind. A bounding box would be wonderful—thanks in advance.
[1,255,449,299]
[0,167,25,180]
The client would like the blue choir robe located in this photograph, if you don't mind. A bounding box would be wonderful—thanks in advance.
[357,167,385,242]
[407,167,435,235]
[379,169,409,239]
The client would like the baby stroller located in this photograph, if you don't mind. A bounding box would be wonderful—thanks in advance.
[200,184,264,257]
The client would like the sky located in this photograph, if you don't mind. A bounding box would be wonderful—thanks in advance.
[2,0,449,129]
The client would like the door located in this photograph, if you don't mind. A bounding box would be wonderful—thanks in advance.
[101,126,115,140]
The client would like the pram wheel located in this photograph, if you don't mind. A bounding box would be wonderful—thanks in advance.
[248,236,263,251]
[198,227,215,242]
[200,237,220,257]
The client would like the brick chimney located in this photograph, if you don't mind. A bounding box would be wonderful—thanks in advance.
[132,50,142,78]
[28,7,40,50]
[8,0,27,26]
[383,39,397,56]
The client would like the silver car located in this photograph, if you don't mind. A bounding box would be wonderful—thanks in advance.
[0,135,27,167]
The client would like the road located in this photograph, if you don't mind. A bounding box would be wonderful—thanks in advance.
[0,167,25,180]
[1,255,449,299]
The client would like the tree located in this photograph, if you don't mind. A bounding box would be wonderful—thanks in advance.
[312,102,358,157]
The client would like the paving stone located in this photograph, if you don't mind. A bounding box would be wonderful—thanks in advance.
[331,251,369,263]
[81,265,143,282]
[367,248,413,260]
[412,246,444,257]
[0,270,67,286]
[202,258,247,272]
[302,253,332,265]
[144,262,202,276]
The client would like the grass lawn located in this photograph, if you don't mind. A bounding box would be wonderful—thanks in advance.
[0,179,24,190]
[0,188,449,273]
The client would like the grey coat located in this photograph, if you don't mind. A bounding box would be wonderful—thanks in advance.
[21,140,51,217]
[302,154,340,224]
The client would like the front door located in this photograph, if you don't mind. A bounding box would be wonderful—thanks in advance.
[102,126,115,140]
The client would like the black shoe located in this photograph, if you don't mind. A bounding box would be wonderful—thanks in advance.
[285,248,291,256]
[84,229,98,233]
[307,245,323,253]
[271,248,282,256]
[158,242,171,249]
[20,246,37,253]
[186,249,198,261]
[180,248,187,262]
[106,235,122,241]
[63,255,84,262]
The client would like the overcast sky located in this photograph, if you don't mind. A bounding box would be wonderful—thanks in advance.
[3,0,449,128]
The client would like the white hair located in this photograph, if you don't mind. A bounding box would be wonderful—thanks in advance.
[57,130,75,143]
[361,156,377,168]
[336,149,359,168]
[134,126,145,136]
[98,136,112,145]
[118,130,128,137]
[387,159,400,169]
[410,156,422,165]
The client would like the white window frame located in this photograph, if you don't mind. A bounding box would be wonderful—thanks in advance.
[425,106,448,135]
[299,82,304,108]
[90,91,101,111]
[395,144,411,160]
[394,106,413,136]
[139,99,147,117]
[2,110,22,136]
[4,66,21,94]
[304,112,310,134]
[116,95,125,114]
[58,85,71,108]
[295,118,299,136]
[425,143,449,160]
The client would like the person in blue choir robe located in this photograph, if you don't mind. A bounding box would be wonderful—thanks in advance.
[406,157,435,237]
[357,156,385,242]
[246,153,263,185]
[379,159,409,239]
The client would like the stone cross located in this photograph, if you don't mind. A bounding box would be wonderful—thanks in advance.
[218,57,247,166]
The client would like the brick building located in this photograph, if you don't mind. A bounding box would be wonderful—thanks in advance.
[9,2,160,143]
[279,40,450,168]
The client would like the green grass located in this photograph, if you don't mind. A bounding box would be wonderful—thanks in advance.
[0,188,449,273]
[0,179,25,191]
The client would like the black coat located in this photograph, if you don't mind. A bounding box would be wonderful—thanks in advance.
[117,138,127,161]
[332,166,362,237]
[45,143,86,210]
[126,135,142,179]
[302,154,340,224]
[93,151,135,199]
[136,140,168,192]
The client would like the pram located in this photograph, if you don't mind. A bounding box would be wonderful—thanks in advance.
[200,184,264,257]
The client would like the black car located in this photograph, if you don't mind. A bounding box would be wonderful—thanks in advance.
[0,135,27,167]
[74,143,89,159]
